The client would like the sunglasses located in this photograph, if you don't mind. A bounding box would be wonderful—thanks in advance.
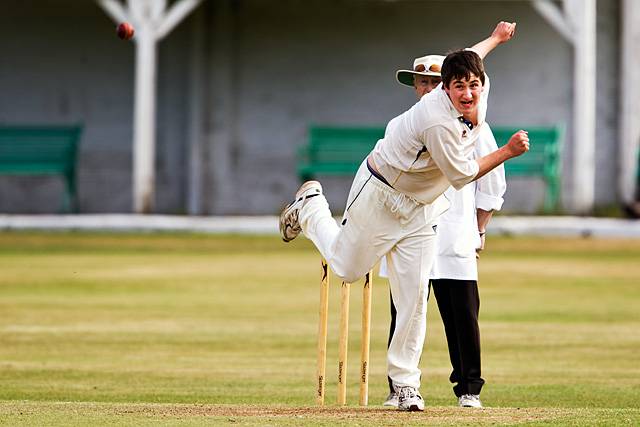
[414,63,442,73]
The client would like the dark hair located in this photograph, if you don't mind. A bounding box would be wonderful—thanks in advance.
[441,50,485,88]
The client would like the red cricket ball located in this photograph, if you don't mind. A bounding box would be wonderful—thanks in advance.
[116,22,135,40]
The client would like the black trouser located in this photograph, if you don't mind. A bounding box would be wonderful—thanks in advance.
[387,279,484,397]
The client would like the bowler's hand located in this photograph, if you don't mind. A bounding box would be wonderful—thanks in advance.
[506,130,529,158]
[492,21,517,44]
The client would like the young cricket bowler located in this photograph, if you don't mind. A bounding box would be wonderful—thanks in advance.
[280,21,527,411]
[380,53,507,409]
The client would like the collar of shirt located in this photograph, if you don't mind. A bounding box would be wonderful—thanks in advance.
[434,74,490,128]
[459,117,474,130]
[436,85,465,121]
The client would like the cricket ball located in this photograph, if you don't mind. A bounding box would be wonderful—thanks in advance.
[116,22,135,40]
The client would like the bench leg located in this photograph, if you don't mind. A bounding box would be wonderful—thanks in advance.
[61,174,77,214]
[544,177,560,213]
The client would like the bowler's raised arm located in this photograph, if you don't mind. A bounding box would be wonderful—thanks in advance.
[470,21,516,59]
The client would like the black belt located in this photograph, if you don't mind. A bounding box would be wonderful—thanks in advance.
[366,159,393,188]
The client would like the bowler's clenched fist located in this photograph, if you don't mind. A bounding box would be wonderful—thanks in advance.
[506,130,529,157]
[492,21,517,44]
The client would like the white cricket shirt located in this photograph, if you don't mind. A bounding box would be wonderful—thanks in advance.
[370,76,490,204]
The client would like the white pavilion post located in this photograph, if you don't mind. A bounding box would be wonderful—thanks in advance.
[97,0,203,213]
[132,25,157,213]
[566,0,596,214]
[531,0,596,214]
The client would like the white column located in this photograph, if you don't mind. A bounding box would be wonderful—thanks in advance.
[132,27,157,213]
[97,0,203,213]
[619,0,640,205]
[566,0,596,214]
[532,0,596,214]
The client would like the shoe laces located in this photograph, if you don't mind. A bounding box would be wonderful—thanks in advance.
[397,386,420,401]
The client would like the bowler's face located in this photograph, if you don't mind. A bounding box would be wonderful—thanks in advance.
[413,75,442,98]
[444,74,484,119]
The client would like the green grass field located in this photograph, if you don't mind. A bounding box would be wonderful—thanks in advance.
[0,232,638,426]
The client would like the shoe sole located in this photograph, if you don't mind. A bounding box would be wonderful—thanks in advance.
[279,202,299,242]
[279,181,322,243]
[398,404,424,412]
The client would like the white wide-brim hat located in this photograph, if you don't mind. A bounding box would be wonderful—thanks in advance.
[396,54,445,87]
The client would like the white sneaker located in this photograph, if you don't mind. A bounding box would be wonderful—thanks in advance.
[458,394,483,408]
[382,392,399,407]
[279,181,323,242]
[395,385,424,412]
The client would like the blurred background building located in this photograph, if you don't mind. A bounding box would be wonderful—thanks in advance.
[0,0,638,216]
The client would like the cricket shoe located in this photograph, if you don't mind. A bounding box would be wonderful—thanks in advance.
[458,394,483,408]
[279,180,323,242]
[382,392,399,408]
[395,385,425,412]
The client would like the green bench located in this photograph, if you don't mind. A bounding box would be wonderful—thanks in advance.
[0,126,82,213]
[297,124,564,212]
[297,126,384,181]
[491,125,564,212]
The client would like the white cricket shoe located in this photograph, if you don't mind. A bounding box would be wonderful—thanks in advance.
[458,394,483,408]
[279,180,323,242]
[395,385,424,412]
[382,392,399,408]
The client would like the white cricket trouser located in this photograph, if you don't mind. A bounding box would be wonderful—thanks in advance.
[299,161,449,388]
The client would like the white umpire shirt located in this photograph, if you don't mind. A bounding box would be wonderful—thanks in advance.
[429,124,506,281]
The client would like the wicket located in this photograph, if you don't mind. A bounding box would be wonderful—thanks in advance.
[316,258,373,406]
